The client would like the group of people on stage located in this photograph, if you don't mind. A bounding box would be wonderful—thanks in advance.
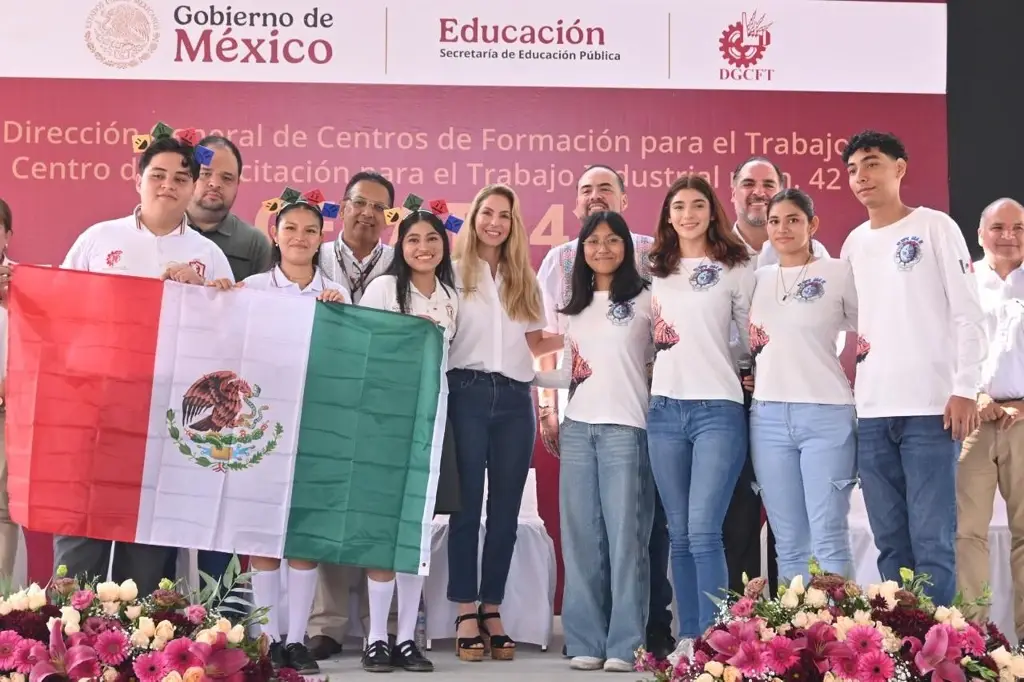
[0,124,1022,675]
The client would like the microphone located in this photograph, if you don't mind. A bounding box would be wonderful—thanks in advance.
[738,358,753,408]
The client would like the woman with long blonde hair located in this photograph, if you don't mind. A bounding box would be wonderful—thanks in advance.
[446,184,561,662]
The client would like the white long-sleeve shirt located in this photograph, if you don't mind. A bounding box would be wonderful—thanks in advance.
[749,257,857,405]
[651,259,755,404]
[840,207,987,417]
[974,261,1024,401]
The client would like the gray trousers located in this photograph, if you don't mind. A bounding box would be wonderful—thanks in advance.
[52,535,171,595]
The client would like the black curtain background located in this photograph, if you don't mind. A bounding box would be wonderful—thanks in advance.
[947,0,1024,258]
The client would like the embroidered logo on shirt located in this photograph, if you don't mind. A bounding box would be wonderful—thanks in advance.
[855,335,871,364]
[689,263,723,291]
[105,250,123,267]
[749,322,770,359]
[959,258,974,275]
[606,299,636,326]
[189,259,206,279]
[568,338,593,400]
[793,277,826,302]
[893,236,924,271]
[652,297,680,353]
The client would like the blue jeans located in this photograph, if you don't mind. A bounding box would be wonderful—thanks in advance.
[648,493,673,635]
[560,418,655,661]
[858,415,959,606]
[647,397,747,638]
[446,369,537,604]
[750,401,857,582]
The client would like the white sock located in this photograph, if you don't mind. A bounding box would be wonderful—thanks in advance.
[286,565,318,647]
[396,573,425,644]
[251,568,281,642]
[367,577,396,644]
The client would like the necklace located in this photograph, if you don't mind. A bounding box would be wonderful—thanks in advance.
[679,254,708,288]
[776,254,813,303]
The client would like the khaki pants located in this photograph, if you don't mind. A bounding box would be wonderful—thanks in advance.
[308,564,397,642]
[956,420,1024,637]
[0,413,21,579]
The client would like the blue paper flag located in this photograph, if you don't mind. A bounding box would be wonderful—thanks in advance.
[194,145,215,166]
[321,202,340,219]
[444,215,464,233]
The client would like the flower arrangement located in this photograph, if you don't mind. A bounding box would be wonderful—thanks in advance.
[636,562,1022,682]
[0,559,306,682]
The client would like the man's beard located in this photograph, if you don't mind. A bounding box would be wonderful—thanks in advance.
[745,213,768,228]
[196,196,228,214]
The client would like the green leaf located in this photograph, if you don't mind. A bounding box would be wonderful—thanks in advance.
[275,423,283,436]
[178,444,191,456]
[166,409,174,420]
[169,427,180,440]
[899,567,914,583]
[196,457,211,467]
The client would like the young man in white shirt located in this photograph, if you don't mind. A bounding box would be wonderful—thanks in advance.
[536,165,674,659]
[956,197,1024,639]
[840,130,986,606]
[318,172,395,305]
[55,133,234,594]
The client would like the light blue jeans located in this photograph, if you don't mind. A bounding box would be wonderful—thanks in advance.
[560,418,655,662]
[647,397,747,638]
[750,401,857,582]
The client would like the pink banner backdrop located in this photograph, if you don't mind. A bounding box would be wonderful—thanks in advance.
[0,79,948,603]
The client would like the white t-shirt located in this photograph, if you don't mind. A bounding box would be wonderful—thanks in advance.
[62,209,234,283]
[360,274,459,347]
[538,289,654,429]
[651,259,755,404]
[241,266,349,300]
[537,233,654,335]
[319,235,394,304]
[448,260,546,383]
[840,207,987,418]
[749,257,857,405]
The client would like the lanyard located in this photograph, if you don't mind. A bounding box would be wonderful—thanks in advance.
[334,239,383,296]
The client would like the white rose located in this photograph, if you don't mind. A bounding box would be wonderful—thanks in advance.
[162,672,183,682]
[792,612,810,629]
[834,617,855,641]
[26,586,47,611]
[47,617,62,632]
[126,605,142,621]
[780,588,800,609]
[10,595,28,612]
[823,673,837,682]
[776,624,792,635]
[130,630,151,648]
[804,588,827,609]
[0,601,10,616]
[102,669,119,682]
[11,674,25,682]
[759,627,776,642]
[991,646,1013,669]
[853,610,872,625]
[60,607,82,626]
[227,624,245,644]
[1000,668,1015,682]
[216,618,232,633]
[151,637,168,651]
[155,620,175,641]
[696,674,715,682]
[788,575,806,595]
[101,601,120,617]
[138,617,157,638]
[96,581,120,603]
[118,580,139,602]
[934,606,952,623]
[816,609,834,624]
[705,661,725,677]
[195,629,217,645]
[64,622,80,635]
[1009,656,1024,678]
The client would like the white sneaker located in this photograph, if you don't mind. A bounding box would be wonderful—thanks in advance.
[603,658,632,672]
[667,638,694,666]
[571,656,605,670]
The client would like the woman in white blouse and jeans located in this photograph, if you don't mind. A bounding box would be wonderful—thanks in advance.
[747,188,858,581]
[536,210,654,673]
[646,174,754,649]
[446,183,562,662]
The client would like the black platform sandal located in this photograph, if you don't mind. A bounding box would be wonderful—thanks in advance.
[478,606,516,661]
[454,613,485,662]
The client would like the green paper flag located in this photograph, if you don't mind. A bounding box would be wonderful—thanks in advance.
[151,122,174,139]
[403,194,423,211]
[280,187,302,203]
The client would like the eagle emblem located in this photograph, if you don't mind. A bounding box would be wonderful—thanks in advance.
[165,370,283,473]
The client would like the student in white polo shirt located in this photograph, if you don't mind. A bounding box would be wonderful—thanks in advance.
[358,207,460,673]
[646,174,754,653]
[535,210,654,673]
[242,195,345,677]
[747,189,858,582]
[446,184,561,662]
[55,132,234,596]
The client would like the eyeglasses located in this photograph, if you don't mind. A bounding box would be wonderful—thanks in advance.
[582,236,625,249]
[347,196,389,214]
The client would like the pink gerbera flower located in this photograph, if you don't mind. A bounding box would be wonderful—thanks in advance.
[846,625,884,656]
[960,626,986,657]
[857,650,895,682]
[163,637,202,674]
[0,630,22,670]
[133,651,167,682]
[764,635,802,672]
[95,629,130,666]
[13,638,47,674]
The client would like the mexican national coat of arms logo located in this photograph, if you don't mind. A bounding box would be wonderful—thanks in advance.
[166,370,283,473]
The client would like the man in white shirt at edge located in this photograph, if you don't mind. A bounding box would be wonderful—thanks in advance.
[840,130,985,607]
[536,164,675,660]
[956,197,1024,638]
[55,134,235,594]
[307,170,396,660]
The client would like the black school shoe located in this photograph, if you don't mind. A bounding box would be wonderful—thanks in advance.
[285,642,321,675]
[392,639,434,672]
[363,639,393,672]
[269,641,287,670]
[307,634,343,660]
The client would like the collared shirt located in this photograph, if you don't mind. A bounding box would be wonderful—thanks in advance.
[974,260,1024,401]
[319,233,394,304]
[189,212,272,282]
[241,265,348,300]
[360,274,458,344]
[62,206,234,282]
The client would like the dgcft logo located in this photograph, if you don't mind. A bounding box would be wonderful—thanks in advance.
[718,10,774,83]
[85,0,160,69]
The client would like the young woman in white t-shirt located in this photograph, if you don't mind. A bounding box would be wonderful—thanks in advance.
[534,210,654,673]
[241,197,346,677]
[646,174,755,647]
[446,183,561,661]
[357,208,461,673]
[747,188,858,581]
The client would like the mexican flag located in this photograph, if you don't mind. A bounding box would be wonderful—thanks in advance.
[5,265,447,576]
